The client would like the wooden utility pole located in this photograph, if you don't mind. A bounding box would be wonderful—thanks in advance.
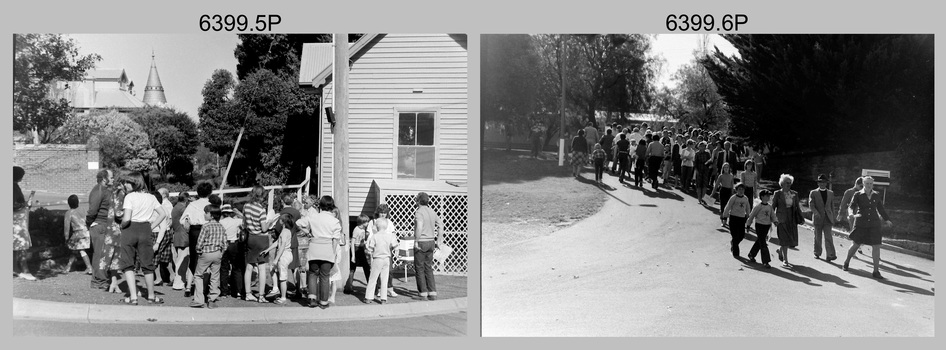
[333,33,350,282]
[558,36,566,166]
[219,127,245,200]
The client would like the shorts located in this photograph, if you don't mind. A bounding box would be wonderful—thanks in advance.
[119,222,155,273]
[276,251,293,279]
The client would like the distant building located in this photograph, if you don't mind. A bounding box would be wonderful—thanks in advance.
[142,52,167,106]
[55,69,144,113]
[54,52,167,113]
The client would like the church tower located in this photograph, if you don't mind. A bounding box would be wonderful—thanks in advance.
[142,51,167,106]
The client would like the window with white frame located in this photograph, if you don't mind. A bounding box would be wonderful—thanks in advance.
[397,112,435,179]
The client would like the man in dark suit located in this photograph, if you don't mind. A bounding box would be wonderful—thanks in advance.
[809,174,838,261]
[715,141,738,175]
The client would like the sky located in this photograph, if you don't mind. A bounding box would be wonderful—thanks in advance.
[66,34,242,120]
[63,33,736,119]
[649,34,738,89]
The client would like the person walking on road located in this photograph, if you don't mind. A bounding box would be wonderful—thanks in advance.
[680,139,695,192]
[842,176,893,279]
[632,133,648,187]
[836,177,864,231]
[599,129,614,170]
[809,174,838,261]
[694,141,712,205]
[711,163,735,226]
[646,134,665,190]
[591,143,607,184]
[721,183,751,258]
[739,160,760,212]
[772,174,803,268]
[570,129,588,178]
[615,134,631,184]
[746,189,777,268]
[584,121,599,152]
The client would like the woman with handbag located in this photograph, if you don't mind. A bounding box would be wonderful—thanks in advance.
[772,174,804,268]
[842,176,893,279]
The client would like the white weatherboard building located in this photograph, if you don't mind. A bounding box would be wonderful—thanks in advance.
[299,34,469,275]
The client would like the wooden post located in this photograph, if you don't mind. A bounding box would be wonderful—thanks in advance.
[333,33,351,286]
[219,127,245,200]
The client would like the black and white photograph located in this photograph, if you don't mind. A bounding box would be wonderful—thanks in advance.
[481,33,934,336]
[12,33,468,336]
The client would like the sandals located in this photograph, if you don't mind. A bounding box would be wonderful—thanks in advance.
[245,295,259,302]
[145,297,164,304]
[274,298,288,305]
[121,297,138,306]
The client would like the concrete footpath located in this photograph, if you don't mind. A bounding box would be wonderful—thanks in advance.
[13,297,467,324]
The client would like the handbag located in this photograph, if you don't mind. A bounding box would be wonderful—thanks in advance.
[433,243,453,262]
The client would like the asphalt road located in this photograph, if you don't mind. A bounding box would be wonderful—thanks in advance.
[13,312,466,336]
[482,171,935,337]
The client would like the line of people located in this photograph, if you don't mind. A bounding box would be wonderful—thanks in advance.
[46,167,447,308]
[572,123,894,279]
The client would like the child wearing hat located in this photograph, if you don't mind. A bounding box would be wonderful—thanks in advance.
[746,189,777,268]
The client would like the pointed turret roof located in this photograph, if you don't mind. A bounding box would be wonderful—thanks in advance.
[142,51,167,106]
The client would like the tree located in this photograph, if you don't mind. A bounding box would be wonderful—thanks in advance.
[671,61,728,129]
[702,34,932,155]
[703,34,933,196]
[129,106,199,180]
[14,34,100,144]
[234,34,334,81]
[52,110,156,171]
[650,86,687,123]
[482,34,542,150]
[199,69,317,187]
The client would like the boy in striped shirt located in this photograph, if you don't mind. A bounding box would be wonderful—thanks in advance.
[191,204,227,309]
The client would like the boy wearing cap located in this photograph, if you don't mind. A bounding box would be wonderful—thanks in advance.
[219,204,244,298]
[809,174,838,261]
[746,189,777,268]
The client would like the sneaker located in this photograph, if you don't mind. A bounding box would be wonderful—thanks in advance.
[428,295,438,301]
[763,263,772,269]
[379,299,387,304]
[17,273,36,281]
[413,295,429,301]
[388,289,398,298]
[189,302,206,308]
[826,256,838,262]
[274,298,288,305]
[207,300,217,309]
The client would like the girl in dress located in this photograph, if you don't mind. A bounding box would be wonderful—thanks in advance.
[63,194,92,274]
[772,174,803,268]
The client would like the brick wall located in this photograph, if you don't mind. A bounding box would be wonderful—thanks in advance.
[13,143,100,196]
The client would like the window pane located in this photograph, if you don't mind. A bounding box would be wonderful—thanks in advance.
[417,113,435,146]
[398,113,416,145]
[416,147,435,179]
[397,146,416,178]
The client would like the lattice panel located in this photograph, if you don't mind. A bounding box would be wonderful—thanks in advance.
[384,193,468,276]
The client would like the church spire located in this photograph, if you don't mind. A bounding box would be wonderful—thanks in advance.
[142,50,167,106]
